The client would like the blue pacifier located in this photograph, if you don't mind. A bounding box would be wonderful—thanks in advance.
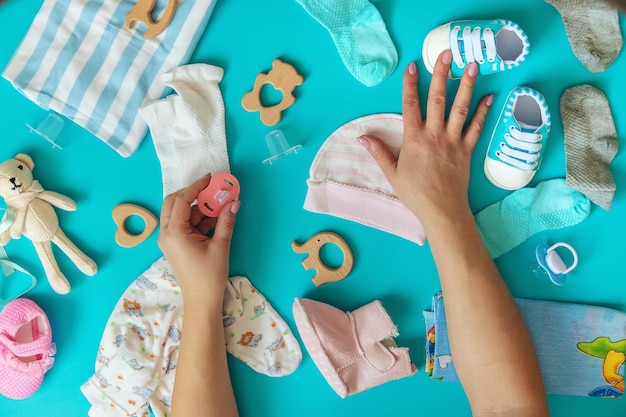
[534,242,578,286]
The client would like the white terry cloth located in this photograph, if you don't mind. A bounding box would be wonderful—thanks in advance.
[2,0,217,157]
[139,64,230,198]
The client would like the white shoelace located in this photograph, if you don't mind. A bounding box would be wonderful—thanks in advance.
[495,126,543,171]
[450,26,497,68]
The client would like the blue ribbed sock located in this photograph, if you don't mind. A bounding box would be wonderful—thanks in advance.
[295,0,398,87]
[475,178,591,258]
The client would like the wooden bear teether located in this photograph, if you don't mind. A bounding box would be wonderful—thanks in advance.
[292,231,354,287]
[242,59,304,126]
[125,0,178,39]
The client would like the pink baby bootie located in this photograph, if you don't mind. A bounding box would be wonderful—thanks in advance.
[0,298,55,399]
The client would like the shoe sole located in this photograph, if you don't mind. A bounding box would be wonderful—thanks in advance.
[422,23,450,74]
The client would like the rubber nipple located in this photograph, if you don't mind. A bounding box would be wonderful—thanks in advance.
[26,112,66,149]
[263,129,301,165]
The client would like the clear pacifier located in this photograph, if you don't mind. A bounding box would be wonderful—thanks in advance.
[533,242,578,286]
[197,173,240,217]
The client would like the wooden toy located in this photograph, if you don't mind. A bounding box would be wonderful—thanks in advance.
[125,0,178,39]
[112,203,158,248]
[242,59,304,126]
[292,231,353,287]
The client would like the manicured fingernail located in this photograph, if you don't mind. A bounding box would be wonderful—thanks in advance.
[230,200,241,214]
[408,62,417,75]
[467,62,478,78]
[486,94,494,107]
[442,50,452,65]
[357,136,370,149]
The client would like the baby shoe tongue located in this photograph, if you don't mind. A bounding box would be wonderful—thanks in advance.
[517,120,540,133]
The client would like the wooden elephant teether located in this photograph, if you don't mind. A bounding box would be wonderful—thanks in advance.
[292,231,354,287]
[242,59,304,126]
[125,0,178,39]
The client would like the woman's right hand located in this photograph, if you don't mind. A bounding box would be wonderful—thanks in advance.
[358,51,493,231]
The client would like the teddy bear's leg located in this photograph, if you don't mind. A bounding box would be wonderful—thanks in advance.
[32,241,71,294]
[51,228,97,276]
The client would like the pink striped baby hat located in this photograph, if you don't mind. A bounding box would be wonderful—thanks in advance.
[293,297,416,398]
[303,113,426,245]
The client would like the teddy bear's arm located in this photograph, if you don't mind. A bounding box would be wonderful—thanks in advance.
[8,209,26,240]
[38,191,77,211]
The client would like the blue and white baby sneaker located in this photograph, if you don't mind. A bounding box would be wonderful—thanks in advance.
[484,86,551,190]
[422,19,530,78]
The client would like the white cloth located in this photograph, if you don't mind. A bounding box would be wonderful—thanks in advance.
[3,0,217,157]
[139,64,230,198]
[81,257,182,417]
[81,258,302,416]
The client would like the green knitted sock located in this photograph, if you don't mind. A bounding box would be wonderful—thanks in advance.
[475,178,591,258]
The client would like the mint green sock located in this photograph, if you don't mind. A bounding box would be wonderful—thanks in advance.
[295,0,398,87]
[475,178,591,258]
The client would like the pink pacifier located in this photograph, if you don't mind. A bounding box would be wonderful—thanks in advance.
[197,173,240,217]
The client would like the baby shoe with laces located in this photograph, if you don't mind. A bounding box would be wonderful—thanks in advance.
[422,19,530,78]
[484,86,551,190]
[0,298,55,399]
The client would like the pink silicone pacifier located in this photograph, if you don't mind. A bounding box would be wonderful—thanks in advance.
[197,173,240,217]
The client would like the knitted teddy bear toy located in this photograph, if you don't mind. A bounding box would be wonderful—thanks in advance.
[0,153,97,294]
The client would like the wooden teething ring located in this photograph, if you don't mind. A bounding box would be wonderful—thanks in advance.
[125,0,178,39]
[241,59,304,126]
[112,203,158,248]
[292,231,354,287]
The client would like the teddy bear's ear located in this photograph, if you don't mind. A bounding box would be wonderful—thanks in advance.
[14,153,34,170]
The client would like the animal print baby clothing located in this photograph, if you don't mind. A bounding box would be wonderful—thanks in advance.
[81,257,301,416]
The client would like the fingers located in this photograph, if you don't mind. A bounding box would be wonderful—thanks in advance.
[402,62,422,138]
[190,205,217,235]
[160,191,178,229]
[168,174,213,229]
[212,200,240,245]
[426,50,452,131]
[358,135,398,183]
[462,94,494,153]
[447,62,478,135]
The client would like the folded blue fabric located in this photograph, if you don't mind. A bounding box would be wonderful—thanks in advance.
[424,293,626,398]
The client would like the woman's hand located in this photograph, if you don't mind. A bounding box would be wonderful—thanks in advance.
[359,50,493,232]
[158,174,240,310]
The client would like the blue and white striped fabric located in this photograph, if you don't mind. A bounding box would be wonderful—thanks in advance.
[3,0,217,157]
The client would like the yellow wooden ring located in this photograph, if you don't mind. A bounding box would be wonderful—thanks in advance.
[112,203,158,248]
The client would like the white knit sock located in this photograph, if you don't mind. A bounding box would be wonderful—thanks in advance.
[545,0,623,72]
[140,64,230,198]
[223,276,302,377]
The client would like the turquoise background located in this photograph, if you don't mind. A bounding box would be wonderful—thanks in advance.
[0,0,625,416]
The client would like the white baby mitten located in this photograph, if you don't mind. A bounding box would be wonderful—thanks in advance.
[140,64,230,198]
[223,276,302,377]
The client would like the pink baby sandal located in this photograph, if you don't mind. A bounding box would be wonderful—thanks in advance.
[0,298,55,399]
